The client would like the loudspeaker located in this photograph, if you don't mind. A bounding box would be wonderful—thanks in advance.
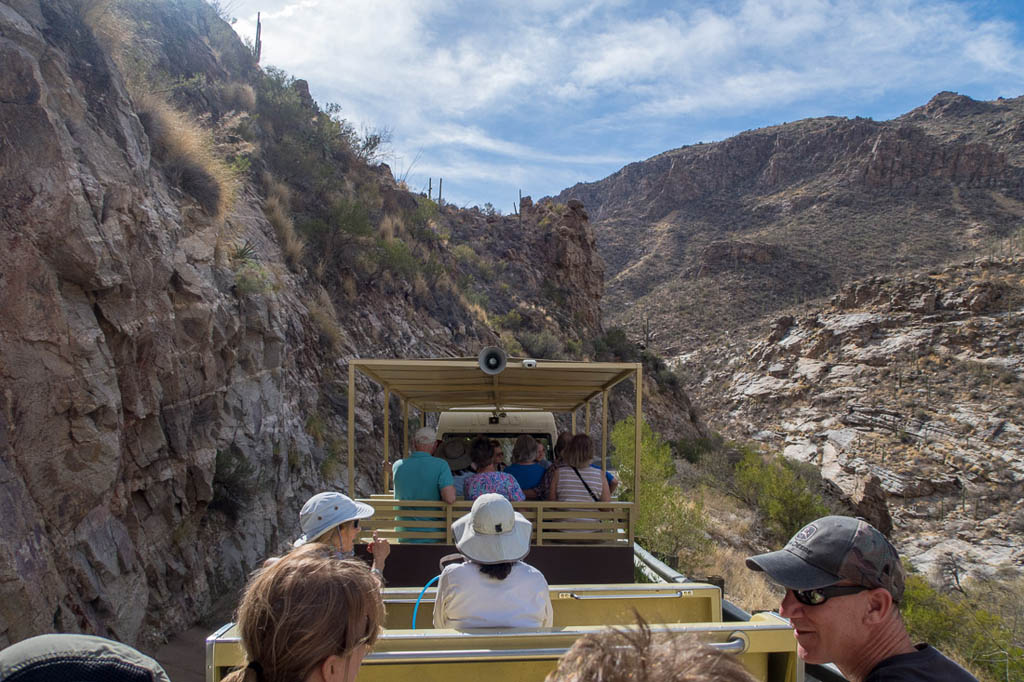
[478,346,507,375]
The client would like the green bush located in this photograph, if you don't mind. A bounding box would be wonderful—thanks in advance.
[376,238,418,279]
[902,570,1024,681]
[519,329,563,359]
[235,262,275,295]
[612,417,711,570]
[734,449,828,543]
[672,435,723,464]
[491,310,523,330]
[591,327,640,362]
[209,447,256,522]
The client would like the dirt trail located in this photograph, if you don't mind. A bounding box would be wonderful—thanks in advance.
[154,626,209,682]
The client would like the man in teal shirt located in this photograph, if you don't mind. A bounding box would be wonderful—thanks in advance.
[393,427,456,542]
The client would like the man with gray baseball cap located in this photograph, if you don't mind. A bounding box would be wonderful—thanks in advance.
[747,515,976,681]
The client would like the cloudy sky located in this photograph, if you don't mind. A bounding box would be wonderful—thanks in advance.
[222,0,1024,210]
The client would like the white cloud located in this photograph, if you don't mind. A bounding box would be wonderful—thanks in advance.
[227,0,1024,204]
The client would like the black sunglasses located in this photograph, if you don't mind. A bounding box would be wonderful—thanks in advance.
[792,585,870,606]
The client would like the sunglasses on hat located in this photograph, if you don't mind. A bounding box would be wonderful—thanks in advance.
[792,584,870,606]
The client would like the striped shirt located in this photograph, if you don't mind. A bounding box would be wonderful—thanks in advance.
[555,466,604,502]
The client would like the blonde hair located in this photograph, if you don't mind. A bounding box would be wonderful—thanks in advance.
[512,434,539,463]
[546,621,756,682]
[223,543,384,682]
[561,434,594,468]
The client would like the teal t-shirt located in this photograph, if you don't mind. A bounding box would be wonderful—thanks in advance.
[393,451,454,542]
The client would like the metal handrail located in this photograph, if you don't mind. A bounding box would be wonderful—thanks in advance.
[365,637,747,662]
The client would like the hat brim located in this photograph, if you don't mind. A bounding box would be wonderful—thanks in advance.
[452,510,532,564]
[746,548,840,590]
[293,499,375,547]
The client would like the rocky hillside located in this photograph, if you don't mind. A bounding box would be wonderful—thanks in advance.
[680,257,1024,579]
[556,92,1024,357]
[0,0,702,650]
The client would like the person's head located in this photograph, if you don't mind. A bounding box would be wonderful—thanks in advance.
[469,436,497,471]
[226,544,384,682]
[545,622,757,682]
[0,634,171,682]
[293,492,374,552]
[413,426,437,452]
[452,493,532,578]
[561,434,594,468]
[490,439,504,466]
[554,431,572,462]
[512,434,539,464]
[745,516,906,667]
[436,439,472,472]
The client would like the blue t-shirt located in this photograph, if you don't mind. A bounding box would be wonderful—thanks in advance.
[505,462,547,491]
[393,451,454,543]
[591,462,615,485]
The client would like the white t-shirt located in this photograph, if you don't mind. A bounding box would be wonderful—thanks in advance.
[432,561,553,629]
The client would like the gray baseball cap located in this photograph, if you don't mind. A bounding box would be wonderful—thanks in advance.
[746,515,905,602]
[0,633,170,681]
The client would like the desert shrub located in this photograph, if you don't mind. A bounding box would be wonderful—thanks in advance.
[565,338,583,358]
[234,261,274,295]
[734,450,828,544]
[376,238,417,279]
[135,91,237,219]
[519,329,563,359]
[499,331,524,355]
[491,310,523,330]
[591,327,640,362]
[672,434,723,464]
[209,447,255,522]
[453,243,477,265]
[613,417,711,571]
[902,569,1024,681]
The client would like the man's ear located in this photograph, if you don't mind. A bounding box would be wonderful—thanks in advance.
[863,587,895,624]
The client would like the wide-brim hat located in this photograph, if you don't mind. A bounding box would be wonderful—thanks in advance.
[294,492,374,547]
[437,439,472,470]
[452,493,532,564]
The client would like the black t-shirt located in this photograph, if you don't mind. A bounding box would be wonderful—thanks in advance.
[865,644,978,681]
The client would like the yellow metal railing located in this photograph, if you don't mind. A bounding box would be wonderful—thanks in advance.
[357,498,633,545]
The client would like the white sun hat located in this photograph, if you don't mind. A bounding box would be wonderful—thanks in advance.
[293,492,375,547]
[452,494,532,564]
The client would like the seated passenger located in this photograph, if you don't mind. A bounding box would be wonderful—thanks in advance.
[505,434,547,499]
[464,436,525,502]
[225,543,384,682]
[435,439,474,499]
[547,434,610,503]
[433,493,552,629]
[292,491,389,579]
[545,620,756,682]
[393,426,456,542]
[590,460,619,494]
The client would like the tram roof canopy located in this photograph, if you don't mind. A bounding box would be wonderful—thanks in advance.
[349,357,641,413]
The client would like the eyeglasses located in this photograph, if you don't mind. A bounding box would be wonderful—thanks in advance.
[792,585,870,606]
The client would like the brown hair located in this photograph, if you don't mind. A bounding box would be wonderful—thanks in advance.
[554,432,572,461]
[512,434,539,464]
[222,543,384,682]
[470,436,495,468]
[546,621,757,682]
[561,434,594,468]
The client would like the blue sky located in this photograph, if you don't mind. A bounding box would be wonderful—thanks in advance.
[223,0,1024,210]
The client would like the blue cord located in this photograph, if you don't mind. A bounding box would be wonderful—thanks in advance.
[411,575,440,630]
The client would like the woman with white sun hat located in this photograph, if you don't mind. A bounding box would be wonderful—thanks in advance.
[293,491,390,578]
[432,493,552,628]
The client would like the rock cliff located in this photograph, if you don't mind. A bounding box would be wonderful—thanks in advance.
[0,0,703,650]
[556,93,1024,358]
[682,257,1024,578]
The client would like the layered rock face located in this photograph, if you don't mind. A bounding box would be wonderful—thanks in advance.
[556,93,1024,358]
[683,258,1024,578]
[0,0,707,649]
[0,0,332,647]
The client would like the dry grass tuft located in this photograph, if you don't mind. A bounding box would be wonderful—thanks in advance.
[135,91,238,221]
[379,214,404,242]
[264,193,305,269]
[412,272,429,302]
[707,545,782,613]
[342,274,358,301]
[221,82,256,112]
[307,289,344,351]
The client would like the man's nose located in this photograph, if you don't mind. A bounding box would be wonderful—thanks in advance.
[779,590,803,618]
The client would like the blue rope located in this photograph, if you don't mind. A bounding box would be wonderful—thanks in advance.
[411,575,440,630]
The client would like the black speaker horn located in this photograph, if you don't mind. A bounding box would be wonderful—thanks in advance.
[478,346,507,375]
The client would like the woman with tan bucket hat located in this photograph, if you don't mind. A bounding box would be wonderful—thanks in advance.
[293,491,390,579]
[432,493,552,629]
